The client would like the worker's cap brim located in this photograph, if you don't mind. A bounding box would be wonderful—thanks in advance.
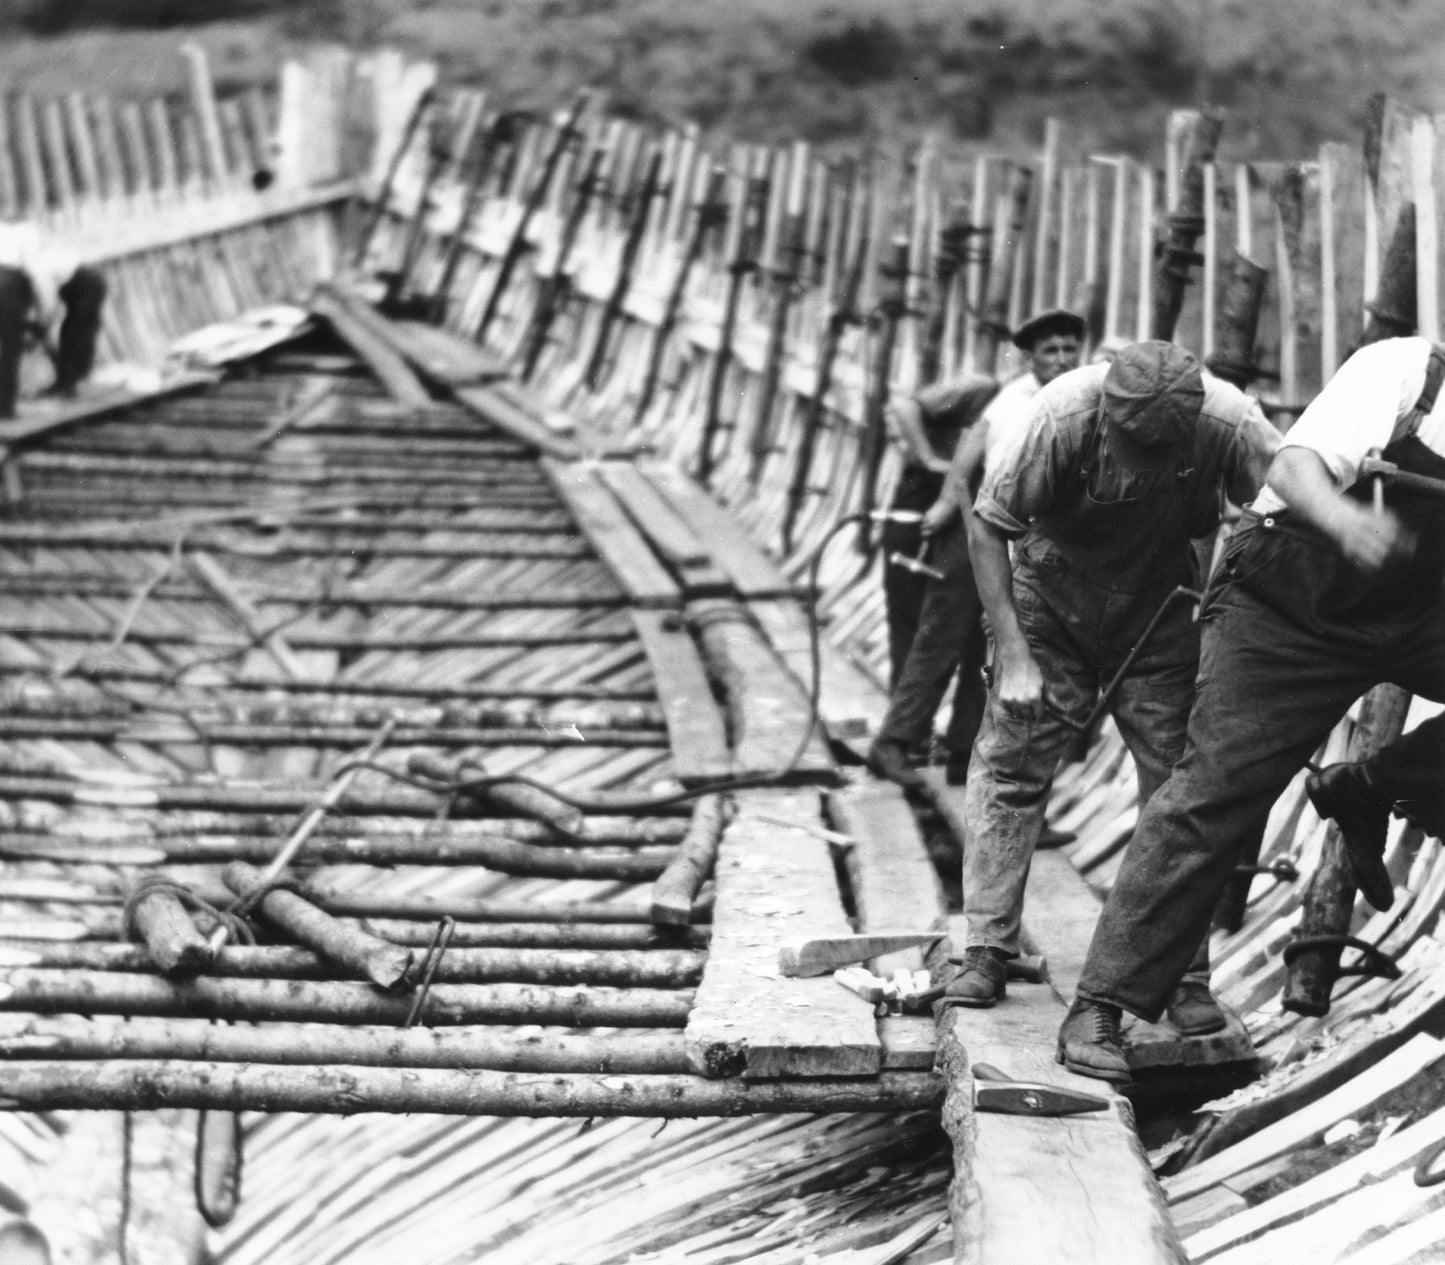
[1011,308,1087,351]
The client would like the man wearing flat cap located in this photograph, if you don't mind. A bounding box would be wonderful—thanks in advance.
[948,340,1279,1029]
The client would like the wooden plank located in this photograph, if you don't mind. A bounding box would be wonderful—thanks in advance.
[454,385,583,461]
[545,462,680,608]
[684,789,881,1079]
[1163,1033,1445,1205]
[778,933,943,978]
[931,912,1185,1265]
[643,462,793,598]
[380,319,510,386]
[687,597,835,781]
[629,611,732,786]
[0,372,217,449]
[598,462,734,596]
[307,283,432,407]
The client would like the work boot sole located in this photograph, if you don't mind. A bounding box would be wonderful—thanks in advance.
[1169,1014,1228,1037]
[1055,1046,1132,1084]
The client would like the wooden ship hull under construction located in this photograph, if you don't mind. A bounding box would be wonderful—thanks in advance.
[0,44,1442,1265]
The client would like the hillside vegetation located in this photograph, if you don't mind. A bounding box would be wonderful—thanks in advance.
[1,0,1442,161]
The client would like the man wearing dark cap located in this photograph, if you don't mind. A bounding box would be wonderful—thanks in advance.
[948,340,1278,1021]
[868,309,1084,788]
[1060,335,1445,1081]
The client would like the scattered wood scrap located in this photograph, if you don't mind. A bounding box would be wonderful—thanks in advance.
[307,283,432,407]
[651,794,728,925]
[778,933,944,978]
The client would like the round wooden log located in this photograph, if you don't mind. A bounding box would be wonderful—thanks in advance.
[358,918,708,950]
[311,890,711,925]
[0,833,678,877]
[0,970,694,1027]
[0,1059,944,1116]
[0,1016,691,1073]
[0,621,634,651]
[651,794,727,926]
[222,862,415,989]
[0,718,665,749]
[128,888,212,977]
[0,771,689,819]
[409,751,586,839]
[3,941,705,988]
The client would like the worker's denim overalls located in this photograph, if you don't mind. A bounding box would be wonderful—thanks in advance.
[1079,350,1445,1021]
[962,410,1210,960]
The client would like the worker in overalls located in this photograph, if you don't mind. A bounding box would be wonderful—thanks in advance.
[0,220,107,419]
[949,341,1279,1025]
[1062,335,1445,1080]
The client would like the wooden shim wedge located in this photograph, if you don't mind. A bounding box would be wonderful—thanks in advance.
[629,609,732,784]
[777,933,943,978]
[307,282,432,407]
[685,789,880,1079]
[545,460,680,606]
[0,1059,942,1117]
[651,794,728,925]
[929,915,1186,1265]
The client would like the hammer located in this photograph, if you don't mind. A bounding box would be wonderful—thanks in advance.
[888,544,945,582]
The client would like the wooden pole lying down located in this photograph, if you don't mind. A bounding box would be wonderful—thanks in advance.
[651,793,727,925]
[0,1060,944,1117]
[0,1017,692,1074]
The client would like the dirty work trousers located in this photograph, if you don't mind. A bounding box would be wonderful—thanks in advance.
[961,540,1201,957]
[1077,514,1445,1021]
[875,518,989,763]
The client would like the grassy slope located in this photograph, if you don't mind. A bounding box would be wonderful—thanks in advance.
[0,0,1442,162]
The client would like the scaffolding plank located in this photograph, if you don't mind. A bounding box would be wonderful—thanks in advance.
[630,611,732,787]
[544,460,680,607]
[685,789,881,1079]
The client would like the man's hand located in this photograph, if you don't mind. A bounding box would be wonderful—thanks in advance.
[921,497,956,538]
[993,639,1045,715]
[1328,499,1413,573]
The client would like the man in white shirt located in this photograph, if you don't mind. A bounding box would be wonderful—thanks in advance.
[867,309,1084,790]
[949,341,1279,1023]
[0,221,107,418]
[1062,336,1445,1081]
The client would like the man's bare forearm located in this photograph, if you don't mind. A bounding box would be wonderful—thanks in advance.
[968,513,1024,654]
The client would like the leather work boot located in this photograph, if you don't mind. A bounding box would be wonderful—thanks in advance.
[1166,979,1227,1036]
[945,946,1008,1007]
[1056,998,1132,1083]
[1306,763,1395,911]
[866,740,923,790]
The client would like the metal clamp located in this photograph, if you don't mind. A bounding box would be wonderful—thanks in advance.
[404,916,456,1028]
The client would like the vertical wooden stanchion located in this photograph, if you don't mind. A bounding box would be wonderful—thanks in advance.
[217,97,252,183]
[119,102,155,203]
[1076,159,1101,345]
[1272,167,1303,407]
[64,94,103,205]
[1318,145,1340,381]
[1134,163,1154,340]
[14,95,48,218]
[147,97,181,198]
[181,42,232,189]
[1412,113,1439,343]
[1235,163,1253,259]
[242,87,277,183]
[92,98,128,205]
[1053,165,1075,312]
[961,155,989,375]
[0,97,19,219]
[39,98,77,214]
[1202,163,1217,358]
[1102,157,1127,342]
[1029,117,1060,317]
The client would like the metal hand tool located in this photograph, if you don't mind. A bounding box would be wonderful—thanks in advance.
[971,1062,1110,1117]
